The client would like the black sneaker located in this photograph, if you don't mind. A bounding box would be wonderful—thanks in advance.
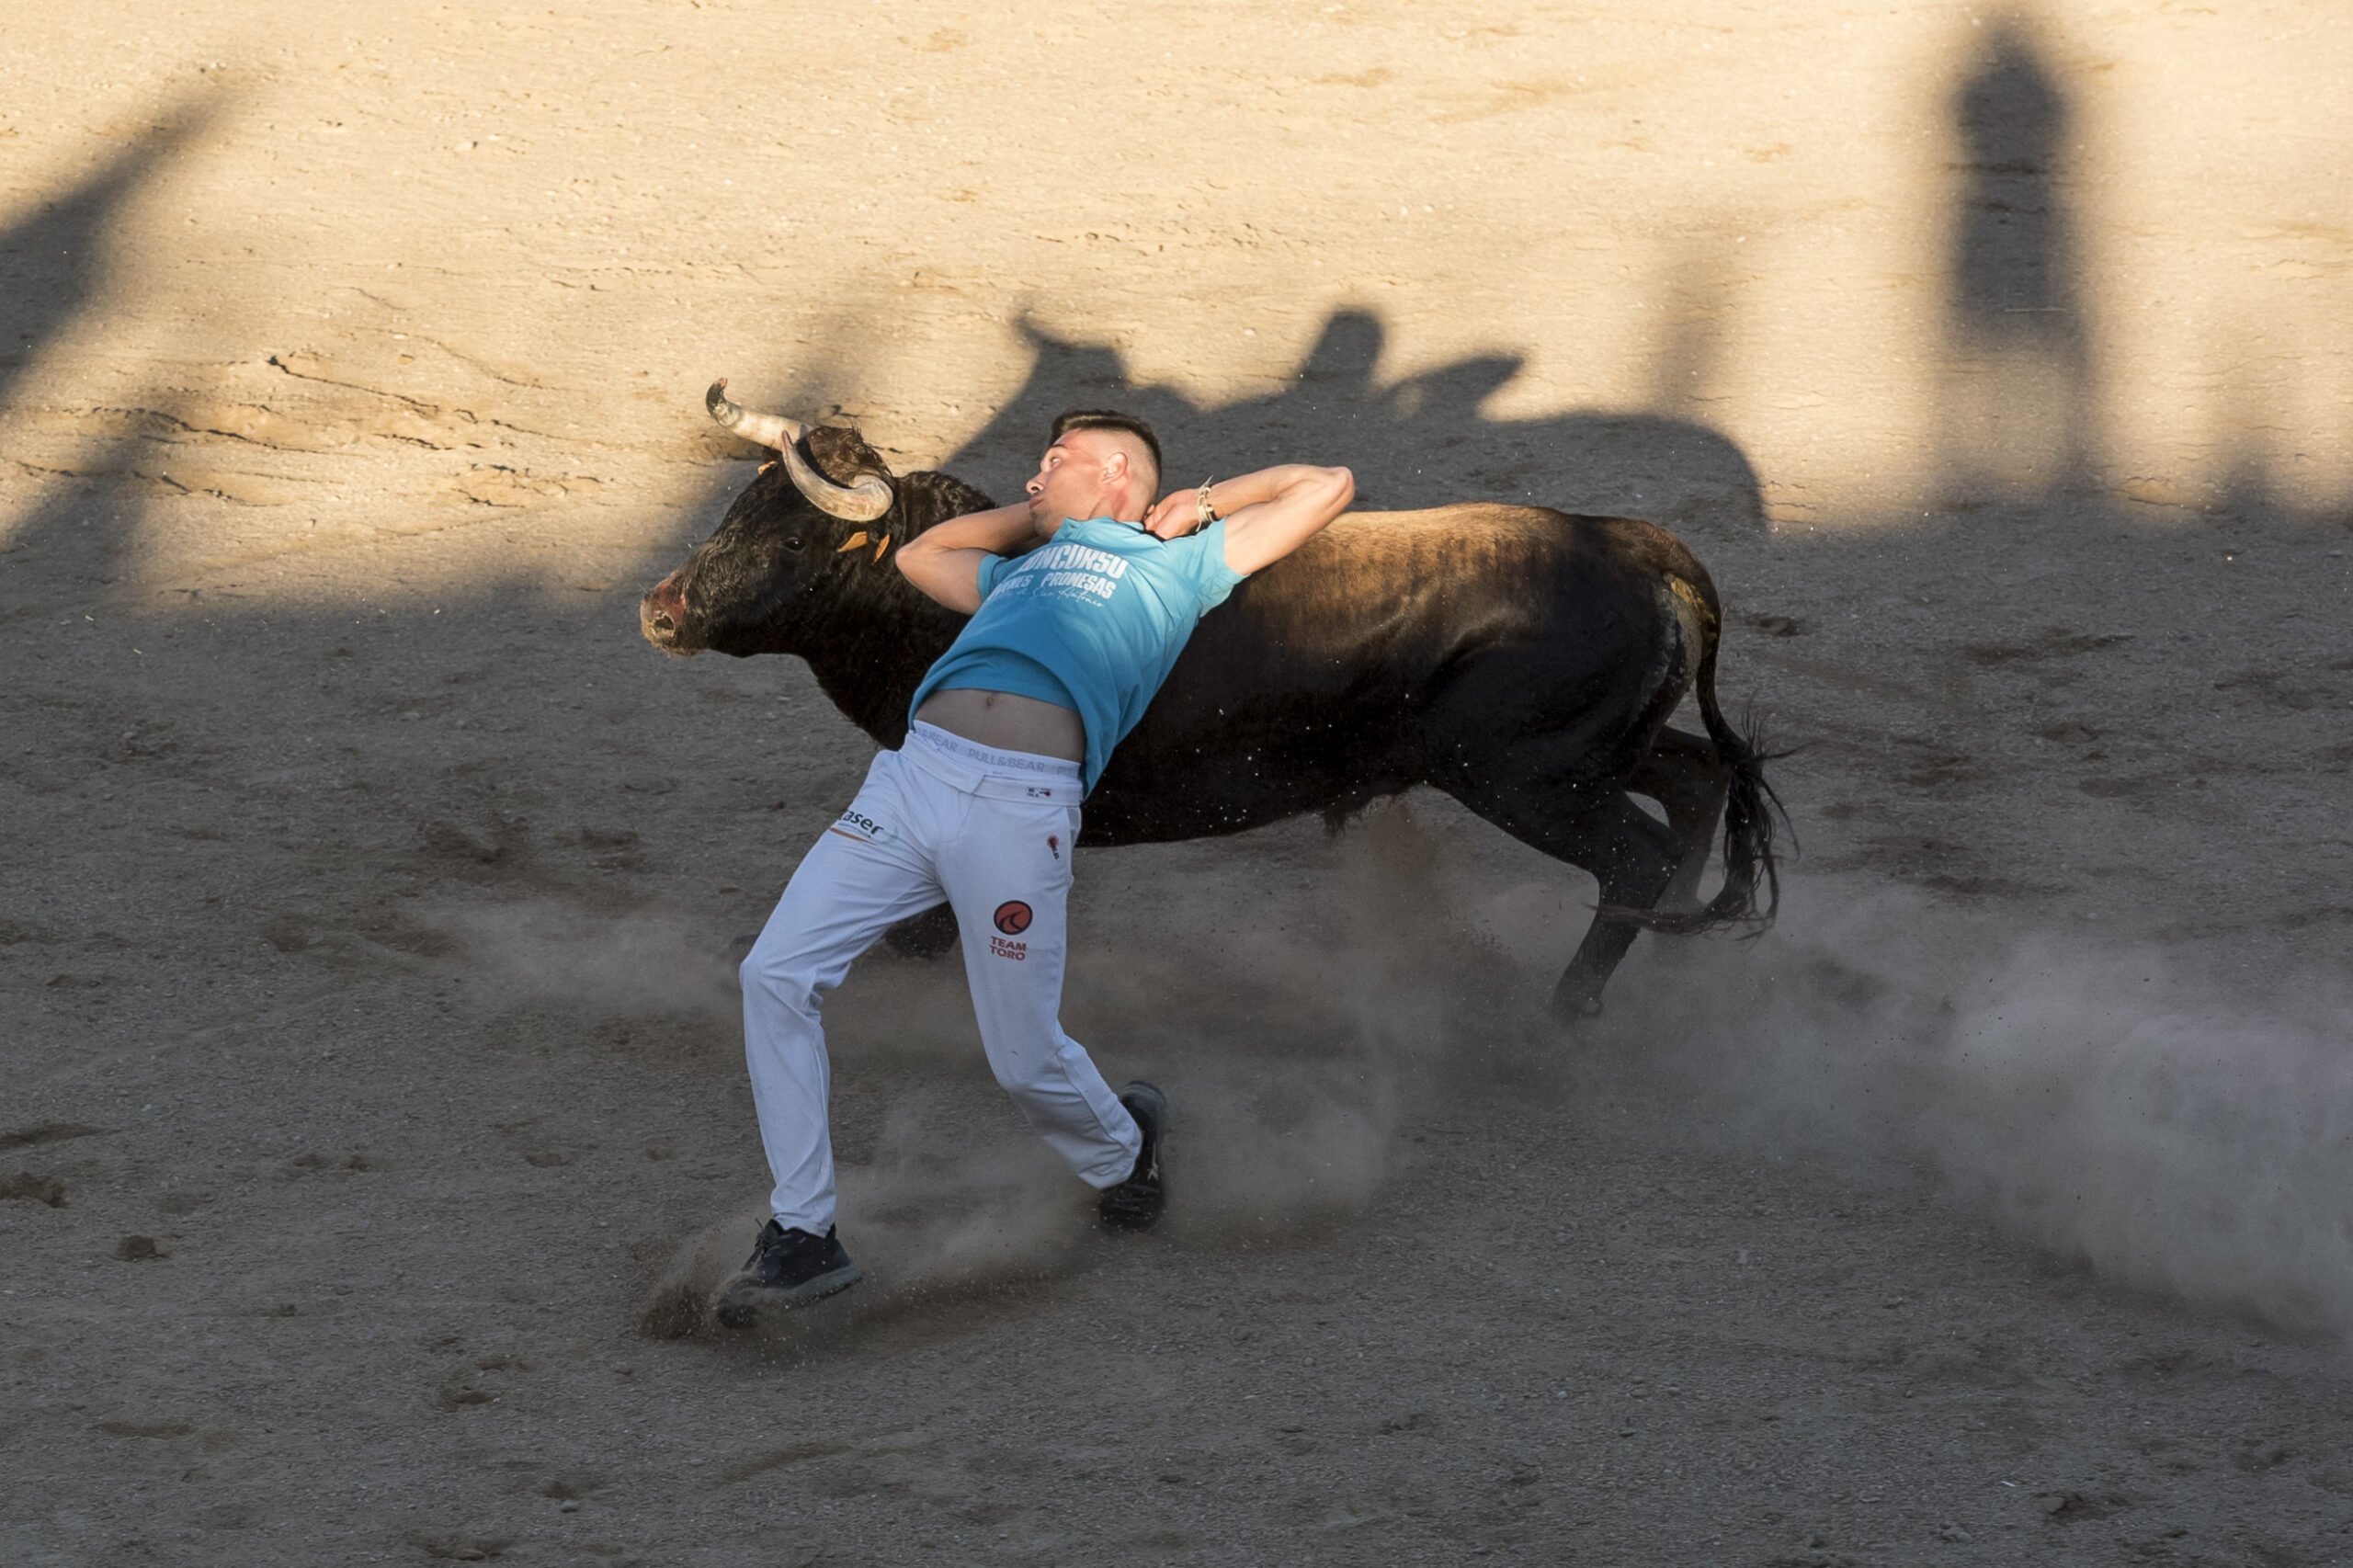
[1098,1080,1166,1233]
[712,1220,862,1326]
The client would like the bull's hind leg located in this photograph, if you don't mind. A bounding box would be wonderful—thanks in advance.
[1627,726,1731,915]
[1449,782,1681,1022]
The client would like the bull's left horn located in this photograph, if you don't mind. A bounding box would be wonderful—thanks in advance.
[704,378,895,525]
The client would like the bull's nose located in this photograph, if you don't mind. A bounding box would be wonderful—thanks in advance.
[641,577,687,642]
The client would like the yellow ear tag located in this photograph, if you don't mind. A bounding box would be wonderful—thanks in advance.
[758,460,777,474]
[872,534,891,561]
[835,531,870,553]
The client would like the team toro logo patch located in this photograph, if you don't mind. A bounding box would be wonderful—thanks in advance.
[993,901,1033,936]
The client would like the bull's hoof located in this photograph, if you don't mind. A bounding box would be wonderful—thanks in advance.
[882,903,959,960]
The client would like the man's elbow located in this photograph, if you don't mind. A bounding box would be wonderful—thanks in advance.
[897,552,952,605]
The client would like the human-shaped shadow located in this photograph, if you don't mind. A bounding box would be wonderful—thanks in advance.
[939,310,1763,538]
[3,109,212,597]
[1940,13,2097,498]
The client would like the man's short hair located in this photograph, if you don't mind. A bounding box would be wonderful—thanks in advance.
[1049,409,1162,497]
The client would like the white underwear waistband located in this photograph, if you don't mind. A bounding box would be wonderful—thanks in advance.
[906,722,1082,780]
[901,722,1083,802]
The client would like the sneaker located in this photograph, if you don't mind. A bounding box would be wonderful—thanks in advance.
[712,1220,862,1326]
[1098,1080,1166,1233]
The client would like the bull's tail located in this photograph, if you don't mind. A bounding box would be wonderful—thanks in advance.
[1619,636,1787,937]
[1692,639,1786,930]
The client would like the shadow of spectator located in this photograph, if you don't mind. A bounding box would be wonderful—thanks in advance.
[931,309,1763,537]
[2,108,212,603]
[1938,11,2098,503]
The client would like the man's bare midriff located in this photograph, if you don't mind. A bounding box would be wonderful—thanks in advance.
[913,687,1086,762]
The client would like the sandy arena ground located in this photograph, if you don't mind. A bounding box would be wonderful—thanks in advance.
[5,1,2352,1562]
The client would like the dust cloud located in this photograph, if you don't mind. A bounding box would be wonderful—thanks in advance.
[637,1134,1083,1343]
[434,856,1425,1336]
[444,806,2352,1340]
[1089,805,2353,1341]
[433,899,742,1025]
[632,1066,1400,1342]
[1595,877,2353,1336]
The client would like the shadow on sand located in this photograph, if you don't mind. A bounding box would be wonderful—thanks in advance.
[924,308,1766,539]
[3,106,216,605]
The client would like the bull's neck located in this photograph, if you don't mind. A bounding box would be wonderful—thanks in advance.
[789,572,966,749]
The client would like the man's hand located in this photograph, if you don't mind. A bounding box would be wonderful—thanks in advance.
[896,504,1048,613]
[1149,465,1355,574]
[1142,488,1209,540]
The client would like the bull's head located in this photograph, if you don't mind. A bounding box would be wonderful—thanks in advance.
[640,381,906,658]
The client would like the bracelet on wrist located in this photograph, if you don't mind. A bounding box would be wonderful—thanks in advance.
[1196,479,1219,530]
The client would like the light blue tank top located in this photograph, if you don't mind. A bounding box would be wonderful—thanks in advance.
[908,517,1246,794]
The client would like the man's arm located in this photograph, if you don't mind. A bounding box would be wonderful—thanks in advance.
[896,504,1047,614]
[1143,464,1355,575]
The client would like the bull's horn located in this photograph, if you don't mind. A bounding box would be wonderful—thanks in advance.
[705,378,801,450]
[782,445,894,523]
[704,378,895,524]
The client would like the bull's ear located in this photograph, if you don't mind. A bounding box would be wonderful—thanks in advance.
[804,425,894,485]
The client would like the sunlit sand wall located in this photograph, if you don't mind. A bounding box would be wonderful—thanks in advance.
[2,0,2346,602]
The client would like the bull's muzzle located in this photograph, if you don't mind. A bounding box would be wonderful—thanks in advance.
[640,576,694,655]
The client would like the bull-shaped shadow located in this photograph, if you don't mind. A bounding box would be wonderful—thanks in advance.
[933,312,1764,541]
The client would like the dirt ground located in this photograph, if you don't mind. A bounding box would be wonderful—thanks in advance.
[5,1,2352,1563]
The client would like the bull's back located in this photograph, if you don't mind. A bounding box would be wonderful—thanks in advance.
[1086,505,1708,842]
[1169,506,1702,702]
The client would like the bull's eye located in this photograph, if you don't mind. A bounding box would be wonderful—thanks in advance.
[783,537,804,552]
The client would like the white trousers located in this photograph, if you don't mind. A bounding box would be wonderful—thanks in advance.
[740,722,1143,1234]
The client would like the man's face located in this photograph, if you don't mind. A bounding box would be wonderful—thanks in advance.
[1025,429,1123,526]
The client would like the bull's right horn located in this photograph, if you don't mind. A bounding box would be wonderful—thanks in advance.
[704,378,895,525]
[705,378,802,450]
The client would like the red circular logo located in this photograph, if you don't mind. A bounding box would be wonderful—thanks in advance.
[993,901,1033,936]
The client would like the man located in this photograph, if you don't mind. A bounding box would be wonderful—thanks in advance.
[715,409,1353,1324]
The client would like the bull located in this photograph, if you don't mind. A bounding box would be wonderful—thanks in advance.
[641,381,1779,1018]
